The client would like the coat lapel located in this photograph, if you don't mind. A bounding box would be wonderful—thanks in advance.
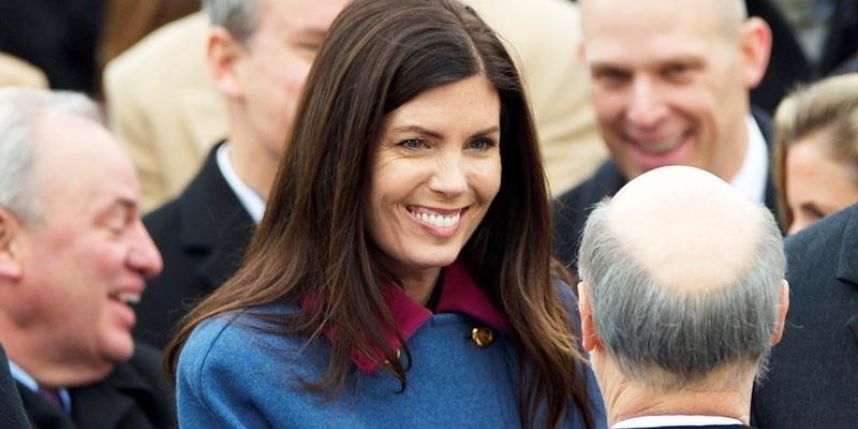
[16,384,75,429]
[836,206,858,344]
[177,143,256,291]
[69,360,166,429]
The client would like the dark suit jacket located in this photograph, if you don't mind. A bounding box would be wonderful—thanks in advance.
[0,344,30,429]
[747,0,858,114]
[135,142,254,349]
[750,202,858,428]
[553,111,776,270]
[14,342,172,429]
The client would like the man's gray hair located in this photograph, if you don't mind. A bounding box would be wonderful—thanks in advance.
[201,0,263,45]
[577,199,786,391]
[0,88,102,224]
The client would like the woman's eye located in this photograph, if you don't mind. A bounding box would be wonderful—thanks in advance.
[468,137,496,150]
[398,138,426,149]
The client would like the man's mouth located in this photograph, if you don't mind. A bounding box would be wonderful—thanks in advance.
[108,291,141,305]
[628,130,692,155]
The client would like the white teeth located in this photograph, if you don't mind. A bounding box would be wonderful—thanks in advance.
[113,292,141,305]
[413,210,460,228]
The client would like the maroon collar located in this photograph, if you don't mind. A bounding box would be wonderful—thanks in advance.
[304,260,509,373]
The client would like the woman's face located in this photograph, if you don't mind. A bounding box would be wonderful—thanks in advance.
[366,75,502,290]
[786,134,858,234]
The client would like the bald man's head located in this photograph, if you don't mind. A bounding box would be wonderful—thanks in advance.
[607,166,761,292]
[580,0,747,41]
[577,166,787,391]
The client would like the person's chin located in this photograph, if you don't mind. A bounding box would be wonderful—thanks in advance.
[102,332,136,363]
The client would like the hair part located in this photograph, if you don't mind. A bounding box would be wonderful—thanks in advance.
[578,198,785,391]
[0,88,102,225]
[773,74,858,230]
[201,0,263,45]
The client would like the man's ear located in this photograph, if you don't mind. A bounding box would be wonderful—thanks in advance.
[770,279,790,345]
[0,208,24,280]
[739,17,772,89]
[577,281,602,352]
[207,26,247,99]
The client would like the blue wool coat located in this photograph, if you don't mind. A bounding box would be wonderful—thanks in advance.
[176,265,605,428]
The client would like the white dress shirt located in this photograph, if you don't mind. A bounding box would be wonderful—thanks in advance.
[216,142,266,224]
[613,415,745,428]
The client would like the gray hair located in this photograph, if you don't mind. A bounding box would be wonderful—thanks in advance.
[577,199,786,391]
[201,0,263,45]
[0,88,102,224]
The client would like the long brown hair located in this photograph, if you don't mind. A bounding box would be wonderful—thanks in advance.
[165,0,595,427]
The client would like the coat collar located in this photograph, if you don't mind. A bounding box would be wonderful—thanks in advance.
[304,260,509,374]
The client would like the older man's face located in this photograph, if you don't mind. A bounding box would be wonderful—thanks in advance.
[14,114,162,371]
[582,0,754,181]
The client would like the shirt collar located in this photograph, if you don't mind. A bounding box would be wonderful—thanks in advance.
[613,415,745,428]
[216,142,266,224]
[8,360,72,412]
[304,260,509,373]
[728,114,768,205]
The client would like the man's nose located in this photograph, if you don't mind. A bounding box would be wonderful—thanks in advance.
[127,220,163,278]
[626,77,668,128]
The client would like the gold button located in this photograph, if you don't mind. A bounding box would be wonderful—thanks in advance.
[384,348,402,366]
[471,327,494,347]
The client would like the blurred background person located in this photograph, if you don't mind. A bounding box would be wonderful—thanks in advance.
[104,11,227,211]
[772,73,858,234]
[131,0,348,350]
[0,88,170,428]
[554,0,775,270]
[166,0,604,427]
[577,166,788,428]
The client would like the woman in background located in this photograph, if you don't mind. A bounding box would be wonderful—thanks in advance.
[772,73,858,234]
[165,0,604,427]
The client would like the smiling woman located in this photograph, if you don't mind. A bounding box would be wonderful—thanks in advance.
[165,0,604,428]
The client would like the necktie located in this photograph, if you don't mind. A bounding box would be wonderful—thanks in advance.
[37,385,63,410]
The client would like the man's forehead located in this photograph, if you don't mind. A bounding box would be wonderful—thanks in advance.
[264,0,344,34]
[581,0,732,40]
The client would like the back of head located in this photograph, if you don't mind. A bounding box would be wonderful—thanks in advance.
[0,87,101,224]
[578,166,786,391]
